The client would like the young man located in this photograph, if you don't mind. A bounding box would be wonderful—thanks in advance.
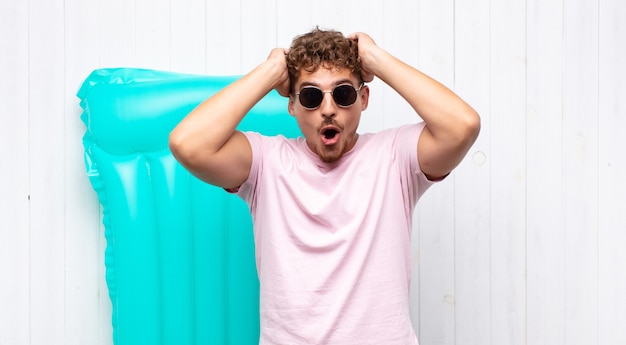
[170,28,480,345]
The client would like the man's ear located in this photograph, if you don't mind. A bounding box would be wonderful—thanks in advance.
[288,96,295,116]
[360,85,370,111]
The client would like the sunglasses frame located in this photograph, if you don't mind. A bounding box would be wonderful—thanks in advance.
[295,83,365,110]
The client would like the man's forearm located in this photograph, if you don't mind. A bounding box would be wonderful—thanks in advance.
[368,47,478,141]
[170,57,286,157]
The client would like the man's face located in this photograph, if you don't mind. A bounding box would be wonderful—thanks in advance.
[288,66,369,163]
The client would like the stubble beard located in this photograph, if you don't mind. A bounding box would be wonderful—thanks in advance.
[318,144,343,163]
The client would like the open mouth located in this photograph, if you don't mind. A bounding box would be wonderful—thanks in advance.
[323,128,338,139]
[320,126,340,146]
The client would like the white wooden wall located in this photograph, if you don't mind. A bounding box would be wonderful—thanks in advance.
[1,0,624,344]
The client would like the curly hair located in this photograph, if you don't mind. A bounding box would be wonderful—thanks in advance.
[286,27,362,93]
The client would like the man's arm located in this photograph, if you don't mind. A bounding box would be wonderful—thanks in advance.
[350,33,480,180]
[169,48,290,188]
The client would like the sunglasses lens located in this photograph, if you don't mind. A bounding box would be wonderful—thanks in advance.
[297,84,361,109]
[332,85,358,106]
[298,88,324,109]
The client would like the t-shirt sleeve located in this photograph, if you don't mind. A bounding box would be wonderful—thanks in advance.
[226,131,263,210]
[392,122,439,204]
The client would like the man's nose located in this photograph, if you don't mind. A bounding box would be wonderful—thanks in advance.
[320,92,337,118]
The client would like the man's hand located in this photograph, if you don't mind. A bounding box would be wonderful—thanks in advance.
[349,31,480,180]
[347,32,379,83]
[267,48,291,97]
[169,46,293,188]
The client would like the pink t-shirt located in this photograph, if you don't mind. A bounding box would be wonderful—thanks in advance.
[236,123,435,345]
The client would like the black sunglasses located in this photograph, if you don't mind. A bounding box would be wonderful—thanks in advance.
[296,83,364,109]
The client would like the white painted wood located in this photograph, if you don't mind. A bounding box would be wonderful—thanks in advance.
[563,1,600,345]
[489,0,528,344]
[526,1,566,345]
[171,0,207,74]
[378,1,420,131]
[339,0,386,135]
[453,0,491,344]
[3,0,626,344]
[99,0,136,68]
[64,0,110,344]
[0,1,30,344]
[276,0,350,40]
[415,1,457,344]
[241,0,278,73]
[28,0,67,344]
[205,0,242,74]
[598,1,626,344]
[135,0,171,70]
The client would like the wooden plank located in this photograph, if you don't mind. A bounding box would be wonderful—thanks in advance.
[206,0,241,74]
[28,0,67,343]
[64,0,110,344]
[378,0,419,131]
[276,0,359,40]
[342,0,386,134]
[17,2,624,345]
[135,0,171,70]
[453,0,491,344]
[171,0,206,74]
[240,0,278,73]
[562,1,600,344]
[415,1,456,344]
[526,0,566,344]
[99,0,136,67]
[598,0,626,343]
[276,0,349,47]
[0,1,30,344]
[489,0,528,344]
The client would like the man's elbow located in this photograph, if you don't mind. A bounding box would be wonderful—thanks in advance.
[168,130,184,160]
[169,129,197,167]
[462,109,481,145]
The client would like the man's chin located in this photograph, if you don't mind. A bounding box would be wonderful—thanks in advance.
[317,146,342,163]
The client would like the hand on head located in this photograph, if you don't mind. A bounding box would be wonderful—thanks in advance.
[347,32,378,83]
[267,48,291,97]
